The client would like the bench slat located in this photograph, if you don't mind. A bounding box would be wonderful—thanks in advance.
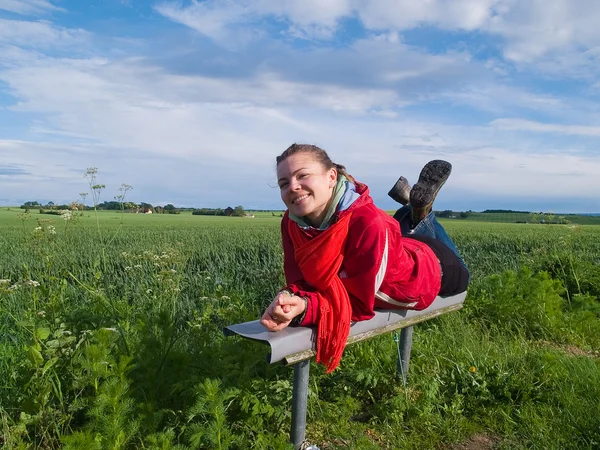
[224,291,466,364]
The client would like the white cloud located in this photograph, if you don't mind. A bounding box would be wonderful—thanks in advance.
[4,113,600,209]
[0,53,403,154]
[491,118,600,137]
[1,11,600,211]
[261,0,352,26]
[450,146,600,201]
[154,0,254,42]
[0,0,62,15]
[441,85,566,116]
[156,0,495,40]
[358,0,496,31]
[156,0,600,78]
[0,19,89,49]
[155,0,353,41]
[486,0,600,64]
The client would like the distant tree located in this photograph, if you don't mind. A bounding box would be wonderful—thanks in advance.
[98,201,121,210]
[459,211,470,219]
[20,201,40,209]
[437,210,453,218]
[483,209,531,214]
[161,204,180,214]
[224,207,234,216]
[140,202,153,213]
[233,205,245,217]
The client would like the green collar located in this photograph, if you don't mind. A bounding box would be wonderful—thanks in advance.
[289,175,347,230]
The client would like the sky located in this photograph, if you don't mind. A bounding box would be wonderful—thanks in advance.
[1,0,600,213]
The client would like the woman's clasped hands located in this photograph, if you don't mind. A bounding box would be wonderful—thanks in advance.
[260,290,306,331]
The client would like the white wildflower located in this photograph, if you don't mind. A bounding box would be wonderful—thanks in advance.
[121,252,129,257]
[37,310,46,317]
[221,296,230,300]
[60,210,72,221]
[154,263,160,267]
[145,289,152,294]
[160,253,170,259]
[47,225,56,235]
[125,266,132,271]
[153,255,160,260]
[170,269,177,273]
[9,283,19,291]
[0,279,10,285]
[25,280,40,287]
[63,330,72,336]
[134,264,142,269]
[34,226,42,232]
[102,327,117,332]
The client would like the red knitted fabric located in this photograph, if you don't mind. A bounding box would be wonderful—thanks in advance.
[288,213,353,372]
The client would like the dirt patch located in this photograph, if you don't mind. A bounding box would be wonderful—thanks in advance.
[538,340,600,358]
[445,433,499,450]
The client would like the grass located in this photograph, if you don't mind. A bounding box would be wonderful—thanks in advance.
[1,208,599,449]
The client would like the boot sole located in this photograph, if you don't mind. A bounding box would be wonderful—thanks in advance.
[410,160,452,209]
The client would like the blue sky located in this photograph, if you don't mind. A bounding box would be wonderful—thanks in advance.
[1,0,600,213]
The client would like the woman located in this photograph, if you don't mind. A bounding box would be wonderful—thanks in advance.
[260,143,469,372]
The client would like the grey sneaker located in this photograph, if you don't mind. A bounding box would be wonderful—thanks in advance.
[410,160,452,225]
[387,176,411,205]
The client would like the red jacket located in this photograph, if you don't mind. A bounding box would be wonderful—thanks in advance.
[283,183,442,326]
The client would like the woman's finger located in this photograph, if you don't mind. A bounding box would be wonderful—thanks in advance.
[260,312,280,330]
[272,305,298,321]
[260,313,290,331]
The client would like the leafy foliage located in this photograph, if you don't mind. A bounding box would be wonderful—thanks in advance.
[0,209,599,449]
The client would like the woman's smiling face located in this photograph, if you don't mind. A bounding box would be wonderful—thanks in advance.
[277,152,337,227]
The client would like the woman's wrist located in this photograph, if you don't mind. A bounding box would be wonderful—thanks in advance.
[277,288,294,297]
[277,287,308,325]
[290,295,308,326]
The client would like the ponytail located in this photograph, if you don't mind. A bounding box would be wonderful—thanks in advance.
[333,163,357,185]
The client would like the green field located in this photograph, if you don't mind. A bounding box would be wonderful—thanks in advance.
[1,208,599,449]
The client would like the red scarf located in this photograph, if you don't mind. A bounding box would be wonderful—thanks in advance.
[288,212,353,372]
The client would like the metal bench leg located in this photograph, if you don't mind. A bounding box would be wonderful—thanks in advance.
[399,326,413,383]
[290,359,310,450]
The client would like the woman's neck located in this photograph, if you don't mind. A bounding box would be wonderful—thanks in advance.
[303,193,335,228]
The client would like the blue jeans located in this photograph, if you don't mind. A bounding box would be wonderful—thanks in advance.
[393,205,469,273]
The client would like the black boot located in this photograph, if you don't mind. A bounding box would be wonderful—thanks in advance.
[387,176,411,205]
[410,160,452,227]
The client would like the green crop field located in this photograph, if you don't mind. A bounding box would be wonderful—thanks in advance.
[1,208,599,449]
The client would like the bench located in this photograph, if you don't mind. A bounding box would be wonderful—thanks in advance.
[224,291,466,450]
